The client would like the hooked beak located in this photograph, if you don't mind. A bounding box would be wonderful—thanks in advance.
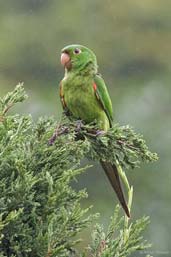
[61,52,71,69]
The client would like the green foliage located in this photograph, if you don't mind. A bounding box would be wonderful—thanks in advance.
[0,85,95,256]
[0,85,157,257]
[87,206,150,257]
[0,0,169,253]
[52,115,158,171]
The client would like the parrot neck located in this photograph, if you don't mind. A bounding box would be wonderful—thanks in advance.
[65,61,98,76]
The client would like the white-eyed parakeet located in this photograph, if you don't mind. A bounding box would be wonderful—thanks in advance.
[59,44,130,217]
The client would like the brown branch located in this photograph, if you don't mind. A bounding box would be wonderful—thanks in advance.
[117,140,140,152]
[45,251,52,257]
[0,115,4,123]
[2,103,14,115]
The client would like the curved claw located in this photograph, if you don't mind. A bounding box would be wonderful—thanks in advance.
[95,130,106,136]
[75,120,84,132]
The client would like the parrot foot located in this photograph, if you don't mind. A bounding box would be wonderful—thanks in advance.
[75,119,84,132]
[48,126,69,145]
[85,129,106,137]
[74,120,85,140]
[95,130,106,136]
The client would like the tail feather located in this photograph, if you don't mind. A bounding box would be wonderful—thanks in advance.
[101,161,130,218]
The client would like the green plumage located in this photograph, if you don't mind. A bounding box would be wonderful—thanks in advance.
[60,44,130,217]
[60,44,113,131]
[62,73,112,131]
[94,74,113,127]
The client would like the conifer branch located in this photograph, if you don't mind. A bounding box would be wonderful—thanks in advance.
[0,84,158,257]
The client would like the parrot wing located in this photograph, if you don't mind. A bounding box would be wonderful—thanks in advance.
[59,81,66,109]
[94,75,130,217]
[59,81,71,117]
[93,74,113,127]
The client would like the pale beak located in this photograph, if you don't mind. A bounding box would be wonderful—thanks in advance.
[61,52,70,67]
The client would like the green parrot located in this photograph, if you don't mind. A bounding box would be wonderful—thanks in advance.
[59,44,130,217]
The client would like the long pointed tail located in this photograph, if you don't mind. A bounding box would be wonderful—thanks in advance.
[101,161,130,217]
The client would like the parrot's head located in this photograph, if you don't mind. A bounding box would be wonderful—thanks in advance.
[61,44,98,74]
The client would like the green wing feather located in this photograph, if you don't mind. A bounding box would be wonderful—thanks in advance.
[94,74,113,127]
[94,75,130,216]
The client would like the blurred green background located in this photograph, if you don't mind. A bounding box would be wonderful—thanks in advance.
[0,0,171,255]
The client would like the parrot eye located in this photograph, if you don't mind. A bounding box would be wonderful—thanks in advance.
[74,48,81,54]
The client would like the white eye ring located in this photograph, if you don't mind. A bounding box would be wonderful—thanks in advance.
[73,48,81,54]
